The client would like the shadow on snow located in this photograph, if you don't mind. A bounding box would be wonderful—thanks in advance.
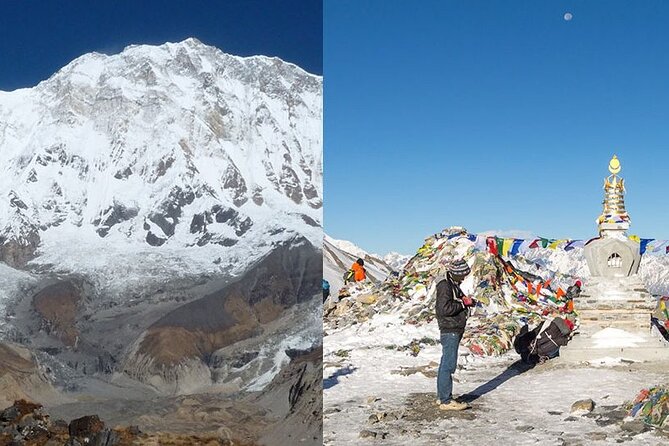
[324,365,358,390]
[459,359,535,403]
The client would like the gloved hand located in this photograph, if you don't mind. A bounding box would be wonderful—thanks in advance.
[462,296,476,307]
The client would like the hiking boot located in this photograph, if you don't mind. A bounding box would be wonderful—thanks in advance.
[438,400,469,411]
[437,395,465,405]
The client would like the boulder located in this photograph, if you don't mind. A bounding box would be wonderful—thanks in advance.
[355,294,378,305]
[90,428,120,446]
[620,420,649,435]
[359,429,377,438]
[570,399,595,415]
[69,415,105,438]
[0,400,42,423]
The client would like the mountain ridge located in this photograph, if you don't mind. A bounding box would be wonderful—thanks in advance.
[0,38,322,272]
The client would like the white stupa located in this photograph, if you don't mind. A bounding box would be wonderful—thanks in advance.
[560,155,669,362]
[584,154,640,277]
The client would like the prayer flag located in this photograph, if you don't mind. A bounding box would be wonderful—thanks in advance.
[548,239,563,250]
[510,239,523,256]
[486,237,498,255]
[496,237,504,255]
[564,240,579,251]
[502,238,512,257]
[640,239,654,255]
[652,241,668,253]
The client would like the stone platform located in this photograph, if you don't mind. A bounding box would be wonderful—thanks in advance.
[560,328,669,362]
[560,276,669,362]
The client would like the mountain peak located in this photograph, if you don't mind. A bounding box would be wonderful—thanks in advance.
[0,42,322,271]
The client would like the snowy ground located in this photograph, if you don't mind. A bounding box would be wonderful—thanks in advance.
[323,316,669,445]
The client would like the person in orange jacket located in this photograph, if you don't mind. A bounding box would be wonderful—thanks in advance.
[344,258,367,283]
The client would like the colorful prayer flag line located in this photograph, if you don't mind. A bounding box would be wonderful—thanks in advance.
[454,232,669,257]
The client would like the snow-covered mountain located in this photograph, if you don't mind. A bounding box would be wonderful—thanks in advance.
[0,39,323,409]
[323,235,408,293]
[0,37,321,276]
[382,251,412,272]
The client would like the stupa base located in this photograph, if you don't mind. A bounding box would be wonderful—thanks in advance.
[559,327,669,363]
[559,275,669,362]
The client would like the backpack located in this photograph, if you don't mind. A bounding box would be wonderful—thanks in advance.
[529,318,571,360]
[514,324,539,360]
[343,269,355,282]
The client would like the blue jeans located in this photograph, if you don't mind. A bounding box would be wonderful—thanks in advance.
[437,332,462,403]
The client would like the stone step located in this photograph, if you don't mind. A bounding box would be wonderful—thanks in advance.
[579,292,653,299]
[560,329,669,362]
[576,301,655,310]
[577,317,654,334]
[560,345,669,362]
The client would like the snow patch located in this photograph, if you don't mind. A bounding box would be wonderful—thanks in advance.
[591,328,648,348]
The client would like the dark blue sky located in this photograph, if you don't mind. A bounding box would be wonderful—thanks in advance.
[325,0,669,254]
[0,0,322,91]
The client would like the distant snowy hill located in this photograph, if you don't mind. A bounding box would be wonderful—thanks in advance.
[0,37,322,282]
[383,251,412,272]
[523,246,669,296]
[323,235,409,293]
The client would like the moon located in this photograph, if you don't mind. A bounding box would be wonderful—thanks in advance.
[564,12,573,21]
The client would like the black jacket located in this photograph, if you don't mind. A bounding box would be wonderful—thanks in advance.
[435,274,468,334]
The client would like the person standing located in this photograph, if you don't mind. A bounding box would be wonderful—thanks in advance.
[435,259,475,411]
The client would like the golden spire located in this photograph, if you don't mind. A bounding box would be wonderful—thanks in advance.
[598,154,630,232]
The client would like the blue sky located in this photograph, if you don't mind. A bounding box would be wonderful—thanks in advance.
[0,0,322,90]
[325,0,669,255]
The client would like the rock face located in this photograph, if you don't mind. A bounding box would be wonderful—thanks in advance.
[0,228,40,268]
[0,343,58,410]
[122,237,321,394]
[32,282,82,347]
[257,346,323,446]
